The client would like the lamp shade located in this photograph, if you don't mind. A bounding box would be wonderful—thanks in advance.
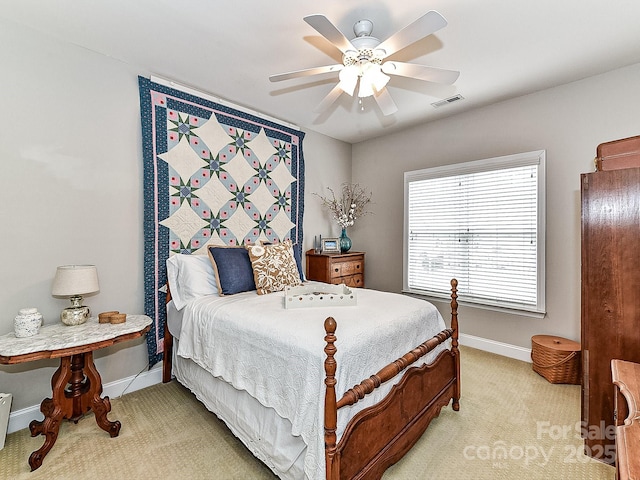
[51,265,100,297]
[338,65,359,96]
[359,64,389,98]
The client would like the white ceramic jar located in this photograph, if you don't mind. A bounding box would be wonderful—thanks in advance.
[14,308,43,338]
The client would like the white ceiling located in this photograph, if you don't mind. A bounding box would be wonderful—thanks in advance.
[3,1,640,144]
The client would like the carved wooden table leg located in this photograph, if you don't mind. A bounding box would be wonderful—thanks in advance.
[28,356,73,471]
[84,351,121,437]
[27,352,121,470]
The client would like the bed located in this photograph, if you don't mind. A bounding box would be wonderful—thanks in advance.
[138,77,458,478]
[161,250,460,480]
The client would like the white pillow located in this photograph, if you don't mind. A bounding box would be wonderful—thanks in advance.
[166,254,218,310]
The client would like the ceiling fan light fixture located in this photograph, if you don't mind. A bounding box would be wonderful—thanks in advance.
[338,65,359,96]
[358,63,390,98]
[358,80,374,99]
[370,67,390,92]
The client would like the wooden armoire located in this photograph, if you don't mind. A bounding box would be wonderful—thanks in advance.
[581,163,640,463]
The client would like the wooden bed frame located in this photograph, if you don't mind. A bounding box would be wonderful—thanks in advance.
[162,279,460,480]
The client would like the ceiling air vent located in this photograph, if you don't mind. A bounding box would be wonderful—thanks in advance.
[431,94,464,108]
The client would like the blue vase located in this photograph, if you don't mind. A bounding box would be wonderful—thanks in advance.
[340,228,352,253]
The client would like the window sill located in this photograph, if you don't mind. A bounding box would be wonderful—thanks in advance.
[402,289,546,319]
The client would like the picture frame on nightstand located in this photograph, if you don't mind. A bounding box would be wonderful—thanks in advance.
[321,238,340,253]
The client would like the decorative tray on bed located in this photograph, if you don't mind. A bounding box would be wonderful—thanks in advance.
[284,283,357,309]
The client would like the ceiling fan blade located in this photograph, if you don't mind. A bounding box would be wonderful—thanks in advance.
[381,61,460,84]
[314,84,344,113]
[376,10,447,58]
[304,14,355,55]
[373,87,398,116]
[269,64,343,82]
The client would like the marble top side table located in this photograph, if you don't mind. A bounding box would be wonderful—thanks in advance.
[0,315,152,470]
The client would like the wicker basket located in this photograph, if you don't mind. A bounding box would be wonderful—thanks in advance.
[531,335,581,385]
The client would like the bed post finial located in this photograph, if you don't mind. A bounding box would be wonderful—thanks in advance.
[324,317,340,479]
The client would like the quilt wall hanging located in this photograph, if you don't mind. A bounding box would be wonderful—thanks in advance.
[138,77,305,367]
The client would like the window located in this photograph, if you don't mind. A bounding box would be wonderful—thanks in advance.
[403,150,545,315]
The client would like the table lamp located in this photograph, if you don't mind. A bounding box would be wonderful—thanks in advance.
[51,265,100,326]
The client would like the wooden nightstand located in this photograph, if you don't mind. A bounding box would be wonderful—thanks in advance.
[306,250,365,288]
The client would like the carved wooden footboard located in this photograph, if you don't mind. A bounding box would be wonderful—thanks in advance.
[324,279,460,480]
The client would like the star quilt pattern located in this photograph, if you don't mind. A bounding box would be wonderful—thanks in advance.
[138,77,305,366]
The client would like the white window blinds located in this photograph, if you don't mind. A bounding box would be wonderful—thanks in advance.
[403,150,546,314]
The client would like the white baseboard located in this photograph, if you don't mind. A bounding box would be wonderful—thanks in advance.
[459,333,532,363]
[7,363,163,434]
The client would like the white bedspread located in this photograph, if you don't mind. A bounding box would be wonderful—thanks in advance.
[176,284,449,480]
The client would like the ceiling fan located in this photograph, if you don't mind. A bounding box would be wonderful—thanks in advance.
[269,11,460,116]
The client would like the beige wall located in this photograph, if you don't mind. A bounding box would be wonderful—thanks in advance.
[302,134,353,251]
[351,61,640,348]
[0,19,350,411]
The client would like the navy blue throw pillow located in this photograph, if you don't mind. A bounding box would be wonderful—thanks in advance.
[207,246,256,296]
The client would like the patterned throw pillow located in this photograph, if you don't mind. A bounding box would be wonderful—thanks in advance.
[246,240,302,295]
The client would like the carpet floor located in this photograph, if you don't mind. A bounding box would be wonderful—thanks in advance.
[0,346,616,479]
